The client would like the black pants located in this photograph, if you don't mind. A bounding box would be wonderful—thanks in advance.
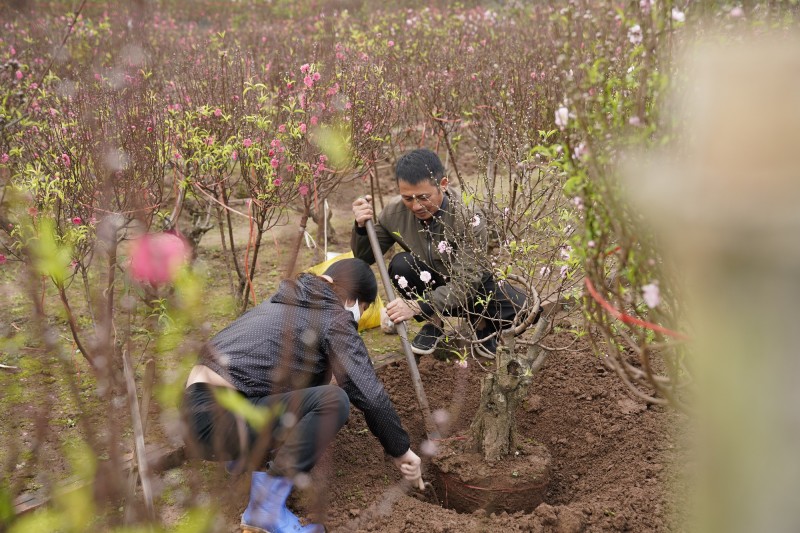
[388,252,526,333]
[182,383,349,476]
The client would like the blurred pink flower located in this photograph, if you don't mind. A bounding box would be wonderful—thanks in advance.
[420,271,432,284]
[300,63,311,74]
[270,158,280,169]
[310,116,319,126]
[243,138,252,148]
[396,276,408,289]
[730,6,744,17]
[437,240,452,254]
[387,40,395,47]
[0,254,6,265]
[455,359,468,369]
[363,121,373,134]
[299,123,307,134]
[15,70,23,80]
[312,72,320,81]
[231,150,238,161]
[273,177,283,186]
[61,153,71,167]
[129,232,191,286]
[642,283,660,308]
[471,214,481,227]
[555,106,569,129]
[213,108,222,117]
[299,184,310,196]
[72,217,82,225]
[0,154,9,164]
[278,124,286,133]
[304,75,313,88]
[628,25,643,45]
[573,142,589,160]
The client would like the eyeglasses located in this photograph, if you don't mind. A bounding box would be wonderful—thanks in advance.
[400,189,441,204]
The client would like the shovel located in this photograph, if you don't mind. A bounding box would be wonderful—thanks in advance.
[365,219,441,443]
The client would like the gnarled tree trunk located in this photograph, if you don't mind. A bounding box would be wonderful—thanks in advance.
[468,317,549,463]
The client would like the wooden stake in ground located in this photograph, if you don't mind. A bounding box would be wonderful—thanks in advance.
[122,349,155,520]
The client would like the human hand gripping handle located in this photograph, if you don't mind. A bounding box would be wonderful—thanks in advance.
[352,195,374,228]
[385,297,420,323]
[393,448,425,490]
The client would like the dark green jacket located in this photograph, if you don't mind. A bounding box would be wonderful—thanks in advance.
[351,188,489,315]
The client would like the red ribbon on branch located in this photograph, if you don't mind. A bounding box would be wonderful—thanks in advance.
[584,277,690,341]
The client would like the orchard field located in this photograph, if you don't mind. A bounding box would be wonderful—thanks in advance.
[2,1,799,532]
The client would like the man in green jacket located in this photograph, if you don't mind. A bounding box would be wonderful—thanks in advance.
[351,149,525,357]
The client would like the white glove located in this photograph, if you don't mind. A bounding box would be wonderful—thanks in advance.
[393,448,424,490]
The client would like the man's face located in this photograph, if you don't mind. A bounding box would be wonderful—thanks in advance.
[397,177,448,221]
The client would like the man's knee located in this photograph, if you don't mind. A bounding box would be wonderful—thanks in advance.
[320,385,350,427]
[388,252,417,279]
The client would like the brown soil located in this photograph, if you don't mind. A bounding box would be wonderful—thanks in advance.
[208,331,683,532]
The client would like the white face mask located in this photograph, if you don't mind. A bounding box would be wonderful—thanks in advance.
[345,299,361,323]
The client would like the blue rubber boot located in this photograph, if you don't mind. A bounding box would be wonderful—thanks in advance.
[240,472,322,533]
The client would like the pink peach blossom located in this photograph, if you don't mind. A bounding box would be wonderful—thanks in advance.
[129,232,191,286]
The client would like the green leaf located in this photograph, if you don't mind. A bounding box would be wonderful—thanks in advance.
[213,388,282,431]
[31,219,72,287]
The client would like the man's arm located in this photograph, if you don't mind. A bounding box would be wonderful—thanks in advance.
[325,313,411,457]
[350,195,396,265]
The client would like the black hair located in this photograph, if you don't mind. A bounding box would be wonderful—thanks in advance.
[323,258,378,305]
[395,148,445,185]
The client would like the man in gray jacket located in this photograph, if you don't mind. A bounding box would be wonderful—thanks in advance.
[351,149,525,356]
